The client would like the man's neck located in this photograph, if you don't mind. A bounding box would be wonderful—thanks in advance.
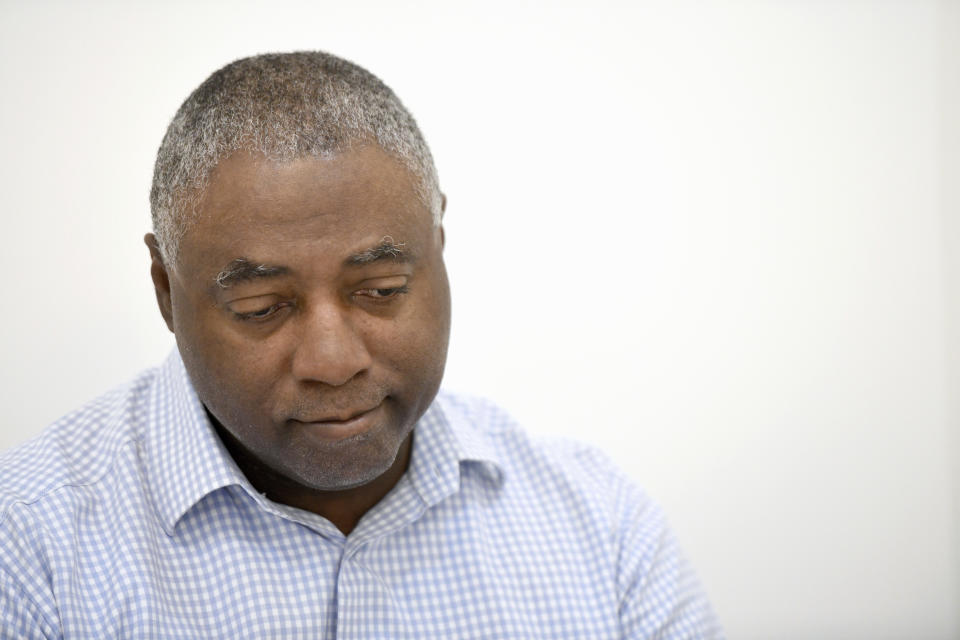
[210,416,413,535]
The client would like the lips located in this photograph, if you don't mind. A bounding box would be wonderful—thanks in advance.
[288,401,384,442]
[302,405,378,424]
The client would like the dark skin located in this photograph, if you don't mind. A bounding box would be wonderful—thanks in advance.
[145,145,450,535]
[208,413,413,535]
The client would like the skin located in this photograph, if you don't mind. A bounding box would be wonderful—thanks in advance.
[145,144,450,535]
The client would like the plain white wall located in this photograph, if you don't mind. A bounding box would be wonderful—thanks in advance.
[1,1,956,638]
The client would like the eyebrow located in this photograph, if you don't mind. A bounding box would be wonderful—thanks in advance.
[345,236,412,266]
[213,236,411,289]
[214,259,290,289]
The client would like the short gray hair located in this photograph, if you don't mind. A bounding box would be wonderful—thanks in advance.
[149,51,441,264]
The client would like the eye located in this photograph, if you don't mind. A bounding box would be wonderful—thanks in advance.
[233,302,291,322]
[355,285,409,300]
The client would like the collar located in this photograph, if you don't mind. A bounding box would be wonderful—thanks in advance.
[142,351,250,535]
[142,351,505,534]
[402,391,505,509]
[435,391,505,486]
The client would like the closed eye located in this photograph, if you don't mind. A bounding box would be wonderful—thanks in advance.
[355,285,409,300]
[233,302,291,322]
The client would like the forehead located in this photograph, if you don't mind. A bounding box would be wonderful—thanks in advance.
[176,145,431,274]
[198,145,425,230]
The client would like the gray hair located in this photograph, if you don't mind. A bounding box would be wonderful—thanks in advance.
[149,51,441,264]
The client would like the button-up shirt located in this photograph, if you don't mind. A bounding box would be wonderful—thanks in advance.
[0,351,722,638]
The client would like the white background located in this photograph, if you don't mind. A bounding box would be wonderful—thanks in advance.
[1,1,957,637]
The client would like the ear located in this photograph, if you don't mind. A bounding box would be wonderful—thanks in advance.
[144,233,175,333]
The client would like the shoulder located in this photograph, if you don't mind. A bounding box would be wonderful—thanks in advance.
[435,393,723,637]
[0,367,158,519]
[0,367,161,636]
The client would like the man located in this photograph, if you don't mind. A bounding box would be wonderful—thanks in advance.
[0,52,722,638]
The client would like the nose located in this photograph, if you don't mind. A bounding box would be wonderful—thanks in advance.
[291,302,373,387]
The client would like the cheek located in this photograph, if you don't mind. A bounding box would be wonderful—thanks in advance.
[203,333,291,406]
[173,299,284,414]
[383,285,450,379]
[183,340,285,433]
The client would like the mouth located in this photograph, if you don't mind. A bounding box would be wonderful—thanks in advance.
[288,401,384,442]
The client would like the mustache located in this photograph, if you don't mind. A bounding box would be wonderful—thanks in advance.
[285,387,388,422]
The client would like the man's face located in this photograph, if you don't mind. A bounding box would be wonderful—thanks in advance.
[155,145,450,492]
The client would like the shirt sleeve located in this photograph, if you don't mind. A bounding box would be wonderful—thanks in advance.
[0,567,59,640]
[612,478,724,640]
[0,505,61,640]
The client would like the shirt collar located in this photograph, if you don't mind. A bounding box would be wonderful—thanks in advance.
[143,350,250,535]
[142,351,505,534]
[345,392,506,546]
[427,392,505,491]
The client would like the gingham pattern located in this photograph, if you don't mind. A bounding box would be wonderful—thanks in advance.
[0,351,722,639]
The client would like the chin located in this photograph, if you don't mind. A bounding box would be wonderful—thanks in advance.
[286,430,408,492]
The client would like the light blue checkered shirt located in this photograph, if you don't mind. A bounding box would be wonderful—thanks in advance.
[1,351,722,638]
